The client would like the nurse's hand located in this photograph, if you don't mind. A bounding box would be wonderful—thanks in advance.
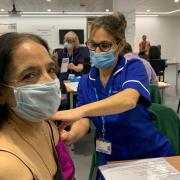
[60,130,76,145]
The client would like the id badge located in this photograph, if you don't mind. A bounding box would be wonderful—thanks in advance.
[96,138,112,155]
[61,58,69,73]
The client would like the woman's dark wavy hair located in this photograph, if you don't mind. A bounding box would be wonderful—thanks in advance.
[0,32,50,127]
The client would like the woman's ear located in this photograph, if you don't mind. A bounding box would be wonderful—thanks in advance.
[0,87,16,107]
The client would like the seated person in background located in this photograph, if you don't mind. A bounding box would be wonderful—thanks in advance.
[52,48,59,62]
[139,35,150,57]
[148,45,161,60]
[0,32,74,179]
[57,31,84,81]
[123,42,158,85]
[52,48,61,75]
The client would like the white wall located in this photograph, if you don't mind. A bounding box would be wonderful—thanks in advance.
[0,16,87,51]
[0,16,180,64]
[135,16,180,63]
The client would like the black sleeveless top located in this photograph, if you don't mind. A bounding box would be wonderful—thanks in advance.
[47,121,64,180]
[0,121,64,180]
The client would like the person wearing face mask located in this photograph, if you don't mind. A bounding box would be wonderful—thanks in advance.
[0,32,75,180]
[57,31,84,82]
[50,12,174,179]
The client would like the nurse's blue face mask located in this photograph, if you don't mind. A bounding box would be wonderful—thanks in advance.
[87,41,118,69]
[90,50,116,69]
[2,78,61,122]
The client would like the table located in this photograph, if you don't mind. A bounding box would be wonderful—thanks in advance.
[108,156,180,171]
[166,61,180,91]
[99,156,180,180]
[165,156,180,171]
[64,81,78,109]
[158,81,171,102]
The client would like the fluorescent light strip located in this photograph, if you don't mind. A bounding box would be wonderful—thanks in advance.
[136,8,180,15]
[22,11,112,15]
[136,14,159,17]
[20,11,113,17]
[0,9,179,17]
[21,14,105,17]
[0,11,112,17]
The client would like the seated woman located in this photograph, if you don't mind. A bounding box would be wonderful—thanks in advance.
[0,32,74,180]
[58,31,84,81]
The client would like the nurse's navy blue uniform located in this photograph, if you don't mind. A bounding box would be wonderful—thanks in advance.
[76,55,174,166]
[58,48,84,80]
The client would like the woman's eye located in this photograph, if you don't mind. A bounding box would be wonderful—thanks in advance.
[48,67,56,74]
[22,73,36,80]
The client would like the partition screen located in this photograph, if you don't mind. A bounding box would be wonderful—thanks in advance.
[59,29,84,44]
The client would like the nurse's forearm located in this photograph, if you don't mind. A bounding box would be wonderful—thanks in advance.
[80,88,139,117]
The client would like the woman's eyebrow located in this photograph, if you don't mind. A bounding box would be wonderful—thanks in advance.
[18,66,39,77]
[47,61,56,68]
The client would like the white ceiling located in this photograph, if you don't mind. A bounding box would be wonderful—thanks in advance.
[0,0,180,16]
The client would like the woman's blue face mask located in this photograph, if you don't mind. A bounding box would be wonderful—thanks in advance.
[90,50,117,69]
[64,42,73,49]
[1,78,61,122]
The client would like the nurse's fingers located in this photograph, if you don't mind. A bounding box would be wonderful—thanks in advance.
[58,121,71,132]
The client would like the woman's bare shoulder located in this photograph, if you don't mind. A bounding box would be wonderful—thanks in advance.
[46,120,59,145]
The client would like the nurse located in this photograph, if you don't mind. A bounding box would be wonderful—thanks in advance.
[52,11,174,167]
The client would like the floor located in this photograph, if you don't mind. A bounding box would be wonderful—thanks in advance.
[69,65,180,180]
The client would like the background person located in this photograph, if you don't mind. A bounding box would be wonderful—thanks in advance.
[51,11,174,179]
[148,45,161,60]
[139,35,150,57]
[123,42,158,85]
[0,32,74,180]
[58,31,84,81]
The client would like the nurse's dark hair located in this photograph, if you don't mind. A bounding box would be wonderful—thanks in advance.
[0,32,50,127]
[90,11,127,42]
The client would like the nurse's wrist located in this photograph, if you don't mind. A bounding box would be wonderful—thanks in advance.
[78,105,90,118]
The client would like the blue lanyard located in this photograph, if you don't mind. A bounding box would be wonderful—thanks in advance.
[94,87,112,139]
[67,52,73,63]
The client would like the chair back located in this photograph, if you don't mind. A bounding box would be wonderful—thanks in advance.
[149,84,162,104]
[148,59,166,81]
[149,103,180,155]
